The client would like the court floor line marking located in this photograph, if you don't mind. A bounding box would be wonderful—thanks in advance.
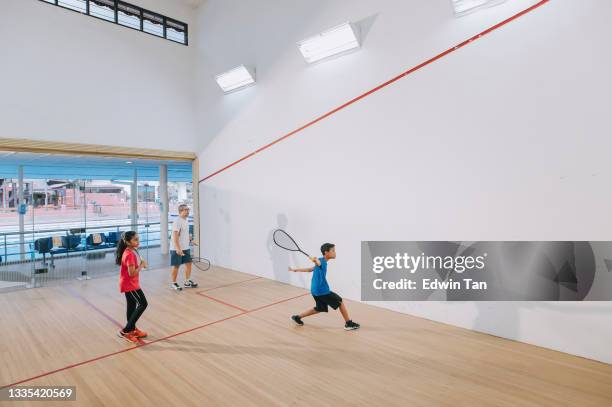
[199,0,549,183]
[246,292,310,313]
[63,274,262,346]
[1,290,309,389]
[64,286,147,345]
[196,291,250,313]
[145,292,310,346]
[197,276,263,293]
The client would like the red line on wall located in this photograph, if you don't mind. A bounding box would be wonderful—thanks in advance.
[199,0,549,183]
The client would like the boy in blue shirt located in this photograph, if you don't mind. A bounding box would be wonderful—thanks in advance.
[289,243,360,330]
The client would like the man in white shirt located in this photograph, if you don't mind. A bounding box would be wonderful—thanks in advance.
[170,204,197,290]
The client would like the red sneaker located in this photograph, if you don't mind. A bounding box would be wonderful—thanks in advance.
[133,328,148,338]
[117,330,139,343]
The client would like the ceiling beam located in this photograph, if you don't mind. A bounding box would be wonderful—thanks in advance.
[0,138,196,161]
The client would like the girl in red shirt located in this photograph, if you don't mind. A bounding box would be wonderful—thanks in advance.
[116,231,148,343]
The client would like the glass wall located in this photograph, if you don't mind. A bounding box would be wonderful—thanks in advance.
[0,178,19,263]
[0,153,193,291]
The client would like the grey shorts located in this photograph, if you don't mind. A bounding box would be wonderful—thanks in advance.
[170,249,192,266]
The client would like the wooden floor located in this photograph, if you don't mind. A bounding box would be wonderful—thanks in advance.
[1,266,611,407]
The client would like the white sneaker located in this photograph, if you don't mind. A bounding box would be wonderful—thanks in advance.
[170,282,183,291]
[184,279,198,288]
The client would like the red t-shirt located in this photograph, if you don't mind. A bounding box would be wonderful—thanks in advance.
[119,249,141,293]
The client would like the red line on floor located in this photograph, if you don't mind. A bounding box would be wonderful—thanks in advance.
[247,293,310,313]
[197,276,263,293]
[1,344,147,388]
[1,290,309,389]
[194,275,308,315]
[196,292,250,313]
[64,286,147,344]
[145,292,310,347]
[65,286,147,345]
[199,0,549,183]
[135,311,246,347]
[64,286,122,329]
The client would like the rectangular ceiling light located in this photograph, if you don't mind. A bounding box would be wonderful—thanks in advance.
[297,22,360,64]
[452,0,506,16]
[215,65,255,93]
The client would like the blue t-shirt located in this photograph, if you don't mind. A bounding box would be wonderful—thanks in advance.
[311,257,331,296]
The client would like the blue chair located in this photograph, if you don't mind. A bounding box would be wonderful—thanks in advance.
[62,235,82,250]
[86,233,107,248]
[34,237,53,267]
[105,232,120,247]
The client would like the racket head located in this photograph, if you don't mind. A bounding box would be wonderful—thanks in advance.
[192,257,211,271]
[272,229,310,258]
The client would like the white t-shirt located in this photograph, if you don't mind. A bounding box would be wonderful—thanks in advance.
[170,217,190,251]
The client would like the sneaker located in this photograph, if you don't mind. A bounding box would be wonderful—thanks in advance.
[291,315,304,326]
[184,279,199,288]
[133,328,148,338]
[170,282,183,291]
[117,330,139,343]
[344,320,360,331]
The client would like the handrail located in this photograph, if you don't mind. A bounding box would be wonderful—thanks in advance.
[0,221,164,237]
[0,221,183,262]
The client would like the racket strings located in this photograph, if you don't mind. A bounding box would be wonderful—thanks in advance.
[273,229,302,252]
[192,256,211,271]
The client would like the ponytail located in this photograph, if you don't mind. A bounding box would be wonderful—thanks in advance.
[115,231,137,265]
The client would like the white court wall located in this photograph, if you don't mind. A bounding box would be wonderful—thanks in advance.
[196,0,612,363]
[0,0,197,151]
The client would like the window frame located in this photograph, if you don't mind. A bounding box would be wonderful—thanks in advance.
[88,0,116,23]
[38,0,189,46]
[164,17,188,45]
[142,9,165,38]
[56,0,87,14]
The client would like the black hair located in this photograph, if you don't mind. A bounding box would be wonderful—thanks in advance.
[320,243,335,255]
[115,231,137,265]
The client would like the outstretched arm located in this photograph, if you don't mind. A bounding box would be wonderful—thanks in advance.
[289,257,321,273]
[289,266,314,273]
[289,257,320,273]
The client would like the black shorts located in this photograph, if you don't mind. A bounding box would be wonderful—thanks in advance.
[313,291,342,313]
[170,249,192,266]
